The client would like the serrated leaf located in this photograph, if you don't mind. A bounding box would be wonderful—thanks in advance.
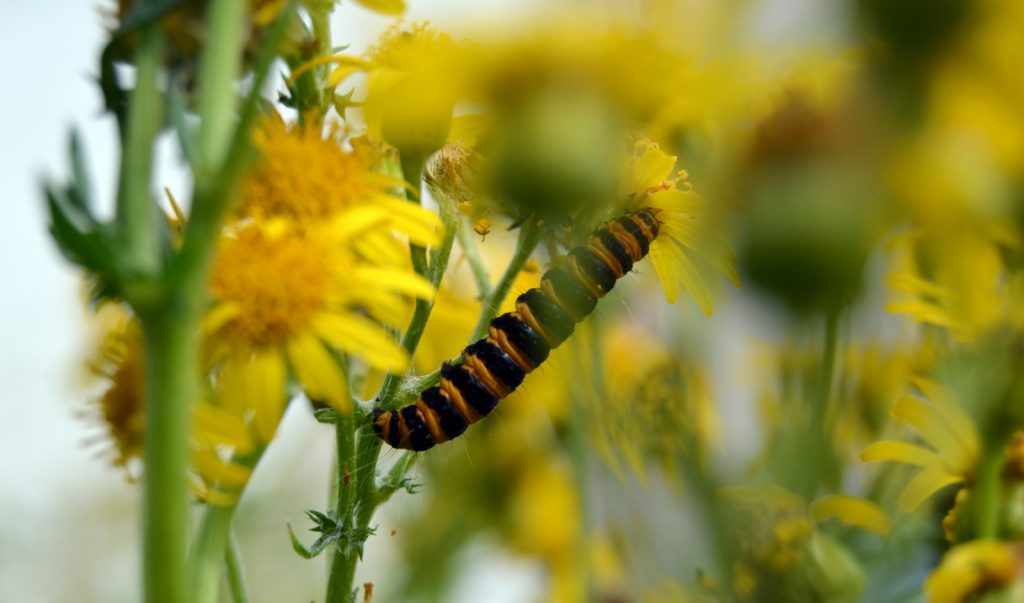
[287,521,339,559]
[68,131,94,213]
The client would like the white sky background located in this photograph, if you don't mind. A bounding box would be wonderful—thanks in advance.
[0,0,875,601]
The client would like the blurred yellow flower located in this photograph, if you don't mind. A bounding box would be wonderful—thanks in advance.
[861,381,979,513]
[925,540,1021,603]
[587,322,718,484]
[238,116,405,222]
[84,305,145,473]
[886,229,1016,341]
[625,141,738,314]
[314,23,468,159]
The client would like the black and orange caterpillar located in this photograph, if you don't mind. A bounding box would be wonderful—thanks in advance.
[373,207,661,451]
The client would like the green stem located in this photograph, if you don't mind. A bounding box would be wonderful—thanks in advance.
[804,307,840,497]
[325,411,357,603]
[974,446,1003,538]
[224,531,251,603]
[456,219,493,299]
[141,308,199,603]
[189,503,238,603]
[376,156,458,404]
[116,24,164,276]
[194,0,245,174]
[136,7,293,603]
[468,220,542,342]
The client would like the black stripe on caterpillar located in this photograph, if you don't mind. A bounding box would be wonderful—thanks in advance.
[372,207,661,451]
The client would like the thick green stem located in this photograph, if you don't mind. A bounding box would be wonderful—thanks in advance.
[468,220,542,341]
[137,7,293,603]
[189,503,238,603]
[116,25,164,275]
[194,0,245,173]
[224,531,251,603]
[141,307,199,603]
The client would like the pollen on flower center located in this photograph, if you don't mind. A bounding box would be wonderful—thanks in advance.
[210,227,333,347]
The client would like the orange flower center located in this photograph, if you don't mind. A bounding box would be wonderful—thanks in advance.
[210,227,333,346]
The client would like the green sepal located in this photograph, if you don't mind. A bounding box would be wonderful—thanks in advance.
[287,509,376,561]
[379,474,421,497]
[313,408,339,424]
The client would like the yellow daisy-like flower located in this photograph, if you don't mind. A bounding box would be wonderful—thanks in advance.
[205,219,435,421]
[624,141,739,314]
[83,304,146,474]
[886,228,1016,342]
[925,540,1022,603]
[81,305,265,506]
[861,380,980,513]
[295,23,467,159]
[239,117,393,221]
[586,323,718,484]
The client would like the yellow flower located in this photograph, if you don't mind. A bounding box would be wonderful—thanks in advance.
[886,228,1016,341]
[925,540,1021,603]
[861,381,980,512]
[83,304,145,474]
[81,304,265,506]
[205,219,434,419]
[624,141,739,315]
[241,117,384,220]
[304,23,467,159]
[586,322,718,484]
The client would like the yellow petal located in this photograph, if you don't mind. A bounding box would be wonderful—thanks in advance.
[372,195,445,248]
[285,332,351,414]
[193,402,254,453]
[899,469,962,513]
[248,349,287,442]
[218,352,251,417]
[663,234,715,315]
[202,302,240,335]
[192,449,252,489]
[353,267,436,300]
[352,0,405,16]
[220,348,287,443]
[886,273,951,299]
[631,146,676,191]
[885,300,955,327]
[313,313,409,372]
[925,540,1017,603]
[860,441,945,469]
[190,475,239,508]
[649,243,681,304]
[649,189,704,215]
[327,206,390,242]
[891,396,975,472]
[810,495,890,536]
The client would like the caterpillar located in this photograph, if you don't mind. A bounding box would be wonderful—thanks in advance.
[373,207,661,451]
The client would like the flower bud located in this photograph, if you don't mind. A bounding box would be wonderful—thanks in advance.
[486,86,621,218]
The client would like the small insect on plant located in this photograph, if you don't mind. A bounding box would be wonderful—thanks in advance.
[373,207,661,450]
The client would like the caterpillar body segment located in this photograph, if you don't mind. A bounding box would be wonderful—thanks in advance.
[373,208,661,451]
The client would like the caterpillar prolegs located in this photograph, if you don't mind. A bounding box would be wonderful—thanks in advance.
[372,207,661,451]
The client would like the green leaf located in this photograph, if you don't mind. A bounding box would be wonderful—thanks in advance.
[286,509,376,561]
[313,408,339,424]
